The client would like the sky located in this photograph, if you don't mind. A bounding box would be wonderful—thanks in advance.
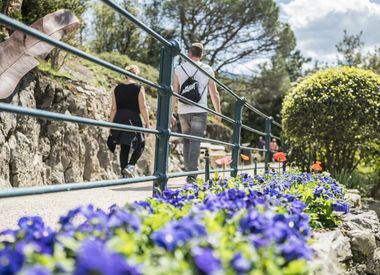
[233,0,380,74]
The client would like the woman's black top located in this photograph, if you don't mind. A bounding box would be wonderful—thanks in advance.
[114,83,140,113]
[110,83,144,148]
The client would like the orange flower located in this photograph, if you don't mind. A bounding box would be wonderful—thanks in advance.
[311,161,322,172]
[215,156,232,166]
[273,152,287,162]
[240,154,250,161]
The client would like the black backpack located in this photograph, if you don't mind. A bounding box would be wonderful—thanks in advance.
[179,65,207,104]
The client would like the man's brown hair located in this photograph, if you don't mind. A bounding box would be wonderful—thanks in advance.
[190,43,203,58]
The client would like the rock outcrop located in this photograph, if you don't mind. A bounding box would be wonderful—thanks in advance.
[0,70,233,188]
[312,196,380,275]
[0,71,157,187]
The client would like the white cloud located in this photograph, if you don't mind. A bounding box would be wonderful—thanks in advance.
[279,0,380,63]
[226,0,380,74]
[280,0,380,28]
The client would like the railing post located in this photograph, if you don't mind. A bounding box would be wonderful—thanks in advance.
[265,117,273,172]
[205,148,210,182]
[231,97,245,177]
[153,40,180,195]
[254,157,257,176]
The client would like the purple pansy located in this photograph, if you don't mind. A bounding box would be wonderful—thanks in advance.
[0,246,24,274]
[231,253,251,274]
[74,239,140,275]
[151,216,206,251]
[192,247,222,274]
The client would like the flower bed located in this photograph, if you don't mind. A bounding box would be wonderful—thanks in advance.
[0,172,349,274]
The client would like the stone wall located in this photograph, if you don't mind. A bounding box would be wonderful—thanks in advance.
[0,71,233,188]
[312,192,380,275]
[0,71,156,188]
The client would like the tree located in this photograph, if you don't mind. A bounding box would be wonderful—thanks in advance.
[365,46,380,74]
[144,0,295,72]
[335,30,364,67]
[91,1,140,59]
[237,50,310,144]
[136,0,176,67]
[20,0,86,25]
[282,67,380,175]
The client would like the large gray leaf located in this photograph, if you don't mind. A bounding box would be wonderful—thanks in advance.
[0,9,80,99]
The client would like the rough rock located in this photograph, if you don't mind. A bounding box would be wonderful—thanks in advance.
[341,209,380,274]
[0,71,230,187]
[312,230,351,274]
[349,230,377,260]
[342,209,380,233]
[345,189,362,208]
[0,72,146,187]
[367,248,380,275]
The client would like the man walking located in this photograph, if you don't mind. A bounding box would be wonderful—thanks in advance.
[171,43,221,183]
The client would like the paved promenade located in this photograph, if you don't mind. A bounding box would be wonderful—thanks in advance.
[0,164,276,231]
[0,179,181,231]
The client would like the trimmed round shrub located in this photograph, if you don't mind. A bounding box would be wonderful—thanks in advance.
[282,66,380,174]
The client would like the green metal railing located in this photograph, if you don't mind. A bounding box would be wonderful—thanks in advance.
[0,0,282,198]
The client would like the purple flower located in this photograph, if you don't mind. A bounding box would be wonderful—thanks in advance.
[289,200,306,215]
[231,253,251,274]
[26,266,51,275]
[333,201,350,214]
[151,217,206,251]
[280,237,313,261]
[18,216,45,232]
[192,247,222,274]
[131,201,153,213]
[239,210,270,235]
[107,207,141,232]
[313,187,323,198]
[0,246,24,274]
[74,239,140,275]
[267,220,291,244]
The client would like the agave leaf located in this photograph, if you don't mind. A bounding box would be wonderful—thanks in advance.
[0,9,80,99]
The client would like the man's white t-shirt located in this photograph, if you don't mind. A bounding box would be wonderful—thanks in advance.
[174,61,214,114]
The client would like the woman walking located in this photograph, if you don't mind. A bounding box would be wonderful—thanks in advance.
[109,65,150,178]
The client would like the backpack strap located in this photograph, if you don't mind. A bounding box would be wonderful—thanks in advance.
[199,84,208,99]
[181,64,199,79]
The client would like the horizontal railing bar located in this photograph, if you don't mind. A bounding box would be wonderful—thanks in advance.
[238,165,267,171]
[172,93,235,124]
[179,53,241,100]
[244,102,269,119]
[0,176,158,198]
[270,134,281,140]
[240,145,266,152]
[167,170,205,178]
[101,0,172,49]
[273,121,282,128]
[170,132,234,147]
[210,168,235,174]
[0,103,160,134]
[0,13,161,90]
[241,124,266,136]
[238,167,257,172]
[166,168,235,179]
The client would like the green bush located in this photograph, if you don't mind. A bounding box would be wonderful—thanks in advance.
[281,66,380,175]
[81,51,159,96]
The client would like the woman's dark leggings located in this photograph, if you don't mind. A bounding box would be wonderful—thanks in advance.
[120,142,145,171]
